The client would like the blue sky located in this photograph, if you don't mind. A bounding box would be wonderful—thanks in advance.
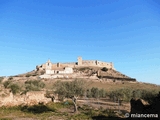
[0,0,160,85]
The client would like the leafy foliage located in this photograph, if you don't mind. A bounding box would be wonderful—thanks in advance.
[3,81,21,94]
[138,89,158,104]
[45,90,56,102]
[3,80,11,88]
[8,77,13,80]
[40,71,45,75]
[21,104,54,114]
[26,74,31,77]
[79,67,91,72]
[98,88,108,98]
[91,87,99,98]
[86,87,107,98]
[0,77,4,83]
[53,79,86,112]
[108,88,159,102]
[25,80,45,92]
[101,67,108,72]
[9,84,21,95]
[54,79,86,100]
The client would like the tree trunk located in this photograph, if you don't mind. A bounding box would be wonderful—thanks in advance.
[51,97,55,102]
[72,96,78,113]
[73,100,78,113]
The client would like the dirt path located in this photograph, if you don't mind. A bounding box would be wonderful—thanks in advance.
[78,99,130,112]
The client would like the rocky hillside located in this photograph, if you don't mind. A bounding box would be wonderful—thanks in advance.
[4,66,136,82]
[74,67,136,82]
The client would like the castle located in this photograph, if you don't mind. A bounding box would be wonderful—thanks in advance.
[36,57,114,75]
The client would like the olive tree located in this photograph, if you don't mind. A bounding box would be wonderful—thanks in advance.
[9,84,21,95]
[91,87,99,98]
[24,80,45,93]
[3,80,11,88]
[53,79,86,113]
[3,80,21,95]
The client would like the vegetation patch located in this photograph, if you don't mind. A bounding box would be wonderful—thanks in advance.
[8,77,13,80]
[21,104,54,114]
[0,77,4,83]
[108,88,159,103]
[24,80,45,92]
[25,74,31,77]
[101,67,108,72]
[79,67,91,71]
[3,80,13,89]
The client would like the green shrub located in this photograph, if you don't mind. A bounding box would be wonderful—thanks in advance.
[8,84,21,95]
[26,74,31,77]
[103,109,116,117]
[70,113,90,119]
[98,88,107,98]
[32,74,37,76]
[86,89,92,98]
[21,104,54,114]
[3,80,11,88]
[8,77,13,80]
[88,87,107,98]
[79,67,91,71]
[0,77,4,83]
[85,109,97,117]
[108,88,133,102]
[25,80,45,91]
[91,87,99,98]
[46,102,63,111]
[108,88,160,103]
[40,71,45,75]
[101,67,108,72]
[139,89,158,104]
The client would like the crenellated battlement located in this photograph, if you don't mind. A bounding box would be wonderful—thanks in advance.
[78,57,114,69]
[36,56,114,73]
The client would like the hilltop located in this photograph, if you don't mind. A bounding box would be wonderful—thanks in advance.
[6,57,136,82]
[5,66,136,83]
[0,58,160,119]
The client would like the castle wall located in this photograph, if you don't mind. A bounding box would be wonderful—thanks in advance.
[62,62,76,68]
[96,61,113,68]
[82,60,97,66]
[64,67,73,73]
[46,70,55,74]
[36,57,114,73]
[78,57,82,65]
[45,63,75,69]
[81,60,113,69]
[0,91,59,107]
[51,64,58,69]
[42,64,46,69]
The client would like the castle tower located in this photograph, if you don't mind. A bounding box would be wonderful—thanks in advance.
[46,59,52,70]
[57,62,60,67]
[110,62,114,69]
[77,56,82,66]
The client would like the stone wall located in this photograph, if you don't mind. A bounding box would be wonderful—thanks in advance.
[81,60,113,68]
[36,57,114,72]
[45,67,73,75]
[0,91,58,107]
[46,70,55,74]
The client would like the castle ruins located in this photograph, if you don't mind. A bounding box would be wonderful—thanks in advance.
[36,57,114,74]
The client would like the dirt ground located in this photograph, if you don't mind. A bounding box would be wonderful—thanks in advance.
[78,98,130,113]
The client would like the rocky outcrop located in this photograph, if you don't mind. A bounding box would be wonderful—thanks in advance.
[0,91,58,107]
[130,98,149,114]
[130,94,160,119]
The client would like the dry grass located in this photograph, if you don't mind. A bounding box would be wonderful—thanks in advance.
[85,80,160,91]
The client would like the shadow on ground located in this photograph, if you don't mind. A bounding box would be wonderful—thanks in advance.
[92,115,129,120]
[21,104,54,114]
